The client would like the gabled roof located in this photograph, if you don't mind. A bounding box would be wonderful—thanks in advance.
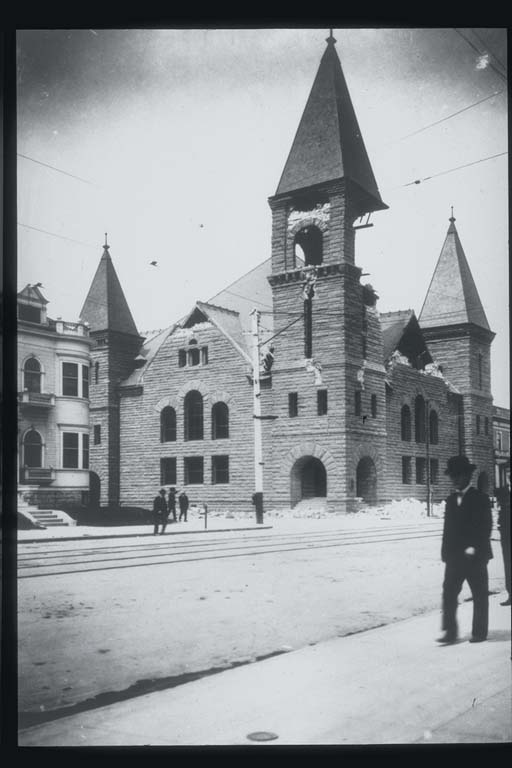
[194,301,252,363]
[120,325,177,387]
[275,36,387,214]
[419,216,490,331]
[80,242,140,336]
[380,310,432,368]
[17,284,49,305]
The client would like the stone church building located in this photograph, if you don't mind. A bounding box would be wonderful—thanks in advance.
[80,35,495,515]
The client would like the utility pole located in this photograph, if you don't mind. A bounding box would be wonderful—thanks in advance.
[425,399,431,517]
[250,309,264,524]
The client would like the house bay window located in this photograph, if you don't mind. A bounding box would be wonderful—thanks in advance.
[62,361,90,398]
[62,432,89,468]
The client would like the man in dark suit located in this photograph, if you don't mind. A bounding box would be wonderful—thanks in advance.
[495,467,511,606]
[437,455,493,645]
[152,488,169,535]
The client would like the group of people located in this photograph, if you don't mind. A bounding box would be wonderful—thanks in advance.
[437,454,510,645]
[152,487,190,535]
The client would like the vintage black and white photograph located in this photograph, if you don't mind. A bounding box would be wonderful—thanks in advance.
[15,26,509,746]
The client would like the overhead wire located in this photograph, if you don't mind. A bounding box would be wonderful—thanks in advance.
[18,222,98,248]
[394,150,507,190]
[470,29,507,73]
[454,28,508,83]
[17,153,101,187]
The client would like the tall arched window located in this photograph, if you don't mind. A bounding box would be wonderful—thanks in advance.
[401,405,411,441]
[294,226,323,266]
[24,358,41,393]
[160,406,176,442]
[212,402,229,439]
[184,390,203,441]
[24,429,42,467]
[415,395,426,443]
[429,409,439,445]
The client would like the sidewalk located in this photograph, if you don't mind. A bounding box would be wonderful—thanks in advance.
[18,595,511,746]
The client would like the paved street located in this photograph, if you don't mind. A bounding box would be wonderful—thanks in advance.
[18,519,506,729]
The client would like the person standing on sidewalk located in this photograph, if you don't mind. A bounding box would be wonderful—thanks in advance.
[178,490,189,522]
[167,487,177,523]
[437,455,493,645]
[152,488,169,535]
[495,468,511,606]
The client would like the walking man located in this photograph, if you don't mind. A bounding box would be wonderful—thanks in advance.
[168,487,177,523]
[495,467,511,606]
[178,490,189,522]
[152,488,169,535]
[437,455,493,645]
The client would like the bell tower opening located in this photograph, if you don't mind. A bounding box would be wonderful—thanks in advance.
[294,226,323,266]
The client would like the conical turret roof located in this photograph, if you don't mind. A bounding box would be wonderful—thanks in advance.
[80,239,140,336]
[275,34,387,213]
[419,215,490,331]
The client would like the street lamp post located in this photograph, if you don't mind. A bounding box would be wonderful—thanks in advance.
[251,309,264,524]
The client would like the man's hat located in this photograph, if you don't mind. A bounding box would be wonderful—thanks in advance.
[444,455,477,476]
[159,488,166,494]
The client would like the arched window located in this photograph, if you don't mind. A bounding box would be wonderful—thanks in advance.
[24,429,42,467]
[401,405,411,441]
[160,406,176,442]
[212,402,229,439]
[294,226,323,266]
[429,409,439,445]
[415,396,426,443]
[24,358,41,393]
[184,390,203,441]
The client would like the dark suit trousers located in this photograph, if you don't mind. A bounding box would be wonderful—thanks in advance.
[442,557,489,639]
[501,533,511,595]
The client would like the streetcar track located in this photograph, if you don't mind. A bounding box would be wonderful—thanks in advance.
[18,532,442,578]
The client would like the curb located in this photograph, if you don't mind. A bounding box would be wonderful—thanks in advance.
[19,525,273,544]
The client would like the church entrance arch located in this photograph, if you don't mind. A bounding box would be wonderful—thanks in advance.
[356,457,377,504]
[290,456,327,507]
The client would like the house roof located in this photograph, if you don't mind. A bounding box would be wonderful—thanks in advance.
[80,242,141,336]
[380,309,432,368]
[419,216,490,331]
[274,36,387,214]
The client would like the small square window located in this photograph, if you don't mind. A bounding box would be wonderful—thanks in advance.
[178,350,186,367]
[416,457,426,484]
[93,425,101,445]
[355,390,362,416]
[288,392,298,417]
[201,347,208,365]
[317,389,328,416]
[184,456,204,484]
[402,456,412,484]
[476,415,481,435]
[161,457,177,485]
[212,455,229,484]
[371,394,377,418]
[188,348,200,366]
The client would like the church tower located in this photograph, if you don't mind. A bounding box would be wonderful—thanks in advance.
[80,237,144,509]
[419,214,495,488]
[266,33,389,511]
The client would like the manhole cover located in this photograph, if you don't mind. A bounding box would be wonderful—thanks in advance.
[246,731,279,742]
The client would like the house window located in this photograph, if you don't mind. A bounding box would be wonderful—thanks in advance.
[93,425,101,445]
[178,350,186,367]
[415,457,426,484]
[317,389,328,416]
[161,457,177,485]
[430,458,439,484]
[184,390,204,440]
[201,347,208,365]
[414,395,426,443]
[82,433,89,469]
[62,362,79,396]
[429,410,439,444]
[371,394,377,418]
[484,417,489,436]
[188,347,200,366]
[24,358,42,393]
[19,304,41,323]
[288,392,298,417]
[63,432,79,468]
[160,407,177,442]
[82,365,89,399]
[476,415,480,435]
[212,402,229,439]
[355,390,362,416]
[212,455,229,484]
[24,429,42,467]
[401,405,411,441]
[402,456,412,484]
[184,456,204,484]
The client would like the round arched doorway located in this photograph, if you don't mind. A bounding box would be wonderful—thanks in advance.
[356,457,377,504]
[290,456,327,507]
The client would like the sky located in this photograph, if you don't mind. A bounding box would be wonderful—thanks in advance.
[16,27,509,406]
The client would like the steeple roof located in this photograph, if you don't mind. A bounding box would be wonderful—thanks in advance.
[275,34,387,213]
[80,238,140,336]
[419,215,490,331]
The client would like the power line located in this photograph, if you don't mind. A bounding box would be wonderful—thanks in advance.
[398,150,507,189]
[17,153,100,187]
[470,29,507,74]
[454,28,508,83]
[18,222,98,248]
[259,314,304,347]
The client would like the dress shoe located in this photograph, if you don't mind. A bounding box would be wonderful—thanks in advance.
[469,636,487,643]
[500,597,511,606]
[436,633,457,645]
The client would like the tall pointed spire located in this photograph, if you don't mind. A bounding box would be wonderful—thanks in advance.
[80,237,140,336]
[419,213,490,331]
[275,33,387,212]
